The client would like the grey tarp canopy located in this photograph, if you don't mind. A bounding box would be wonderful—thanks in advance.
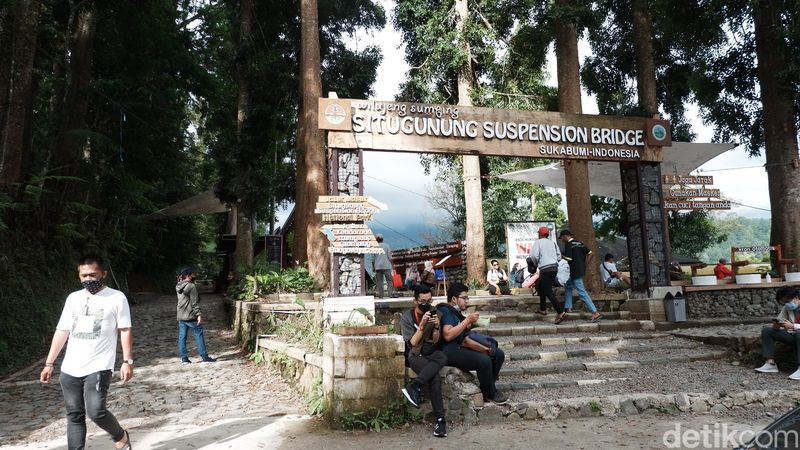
[497,142,736,200]
[143,190,229,219]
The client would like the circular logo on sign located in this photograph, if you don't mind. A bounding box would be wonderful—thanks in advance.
[652,124,667,141]
[324,103,347,125]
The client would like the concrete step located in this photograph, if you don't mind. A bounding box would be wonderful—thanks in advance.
[497,332,664,350]
[499,348,732,377]
[477,317,773,338]
[477,319,645,337]
[486,311,631,323]
[505,342,695,362]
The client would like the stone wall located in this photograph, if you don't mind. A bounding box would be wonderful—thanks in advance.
[685,287,783,319]
[322,333,405,422]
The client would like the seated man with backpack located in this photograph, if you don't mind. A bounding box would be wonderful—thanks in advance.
[600,253,631,287]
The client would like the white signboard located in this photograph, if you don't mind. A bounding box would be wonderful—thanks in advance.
[505,221,557,272]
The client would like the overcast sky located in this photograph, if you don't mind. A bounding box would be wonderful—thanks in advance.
[348,1,770,248]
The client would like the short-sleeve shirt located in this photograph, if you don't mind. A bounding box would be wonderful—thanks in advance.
[438,305,465,350]
[600,262,618,284]
[56,286,131,377]
[563,239,591,278]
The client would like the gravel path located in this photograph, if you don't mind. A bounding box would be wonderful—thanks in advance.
[0,293,303,447]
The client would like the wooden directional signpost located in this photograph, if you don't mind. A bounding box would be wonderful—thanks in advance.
[662,174,731,211]
[315,195,387,296]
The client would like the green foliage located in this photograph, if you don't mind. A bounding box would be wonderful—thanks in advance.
[335,402,421,432]
[588,399,602,413]
[259,301,326,353]
[668,210,727,259]
[228,266,317,300]
[700,215,770,262]
[267,350,298,379]
[248,350,267,366]
[304,375,327,416]
[465,278,484,291]
[0,242,78,376]
[591,197,728,260]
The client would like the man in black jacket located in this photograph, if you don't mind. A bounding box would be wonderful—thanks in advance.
[559,230,604,322]
[400,285,447,437]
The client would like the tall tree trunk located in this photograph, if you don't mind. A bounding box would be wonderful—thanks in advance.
[0,5,13,151]
[455,0,487,283]
[625,0,671,289]
[233,0,255,273]
[0,0,40,185]
[632,0,658,116]
[296,0,329,287]
[554,0,600,291]
[754,0,800,258]
[51,3,96,176]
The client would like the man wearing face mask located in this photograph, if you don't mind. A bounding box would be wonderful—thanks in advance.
[40,255,134,450]
[176,267,216,364]
[756,287,800,379]
[400,285,447,437]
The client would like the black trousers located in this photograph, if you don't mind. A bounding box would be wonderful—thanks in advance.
[408,350,446,418]
[488,284,511,295]
[442,345,504,398]
[761,327,800,361]
[537,270,563,314]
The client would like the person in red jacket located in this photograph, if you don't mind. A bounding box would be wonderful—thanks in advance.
[714,258,733,279]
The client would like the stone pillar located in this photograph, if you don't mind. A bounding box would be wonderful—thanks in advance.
[329,149,366,297]
[620,162,670,294]
[322,333,405,423]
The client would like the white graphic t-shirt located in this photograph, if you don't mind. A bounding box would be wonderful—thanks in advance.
[56,286,132,377]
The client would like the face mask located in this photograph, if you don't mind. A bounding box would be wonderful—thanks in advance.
[82,279,104,295]
[418,302,431,313]
[787,302,798,311]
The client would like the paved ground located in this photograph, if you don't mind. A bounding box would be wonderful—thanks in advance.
[0,293,785,449]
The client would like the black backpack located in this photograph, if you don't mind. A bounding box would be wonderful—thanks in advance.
[514,268,526,284]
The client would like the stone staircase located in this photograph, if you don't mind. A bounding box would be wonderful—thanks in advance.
[429,307,800,425]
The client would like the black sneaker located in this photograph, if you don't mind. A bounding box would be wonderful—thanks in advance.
[433,417,447,437]
[201,357,217,363]
[181,358,192,365]
[401,382,422,408]
[484,390,509,405]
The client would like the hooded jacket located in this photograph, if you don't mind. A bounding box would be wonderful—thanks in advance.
[176,280,201,321]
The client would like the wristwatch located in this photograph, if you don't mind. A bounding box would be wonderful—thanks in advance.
[122,359,134,366]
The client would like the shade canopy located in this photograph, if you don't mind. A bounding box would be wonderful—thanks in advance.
[497,142,736,199]
[143,190,229,219]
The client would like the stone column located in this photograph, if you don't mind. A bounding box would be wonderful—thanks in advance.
[620,162,670,293]
[329,149,366,297]
[322,333,405,423]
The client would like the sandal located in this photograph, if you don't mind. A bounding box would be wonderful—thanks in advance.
[554,312,568,325]
[535,309,548,316]
[115,430,132,450]
[591,313,605,323]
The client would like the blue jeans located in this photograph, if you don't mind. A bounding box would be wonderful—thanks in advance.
[564,277,598,313]
[60,370,124,450]
[178,320,209,359]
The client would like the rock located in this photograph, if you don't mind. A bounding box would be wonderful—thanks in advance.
[478,405,506,424]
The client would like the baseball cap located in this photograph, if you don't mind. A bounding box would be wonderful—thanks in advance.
[179,267,196,277]
[538,226,550,237]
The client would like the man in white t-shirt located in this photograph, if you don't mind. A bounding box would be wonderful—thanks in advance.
[40,255,134,450]
[600,253,631,287]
